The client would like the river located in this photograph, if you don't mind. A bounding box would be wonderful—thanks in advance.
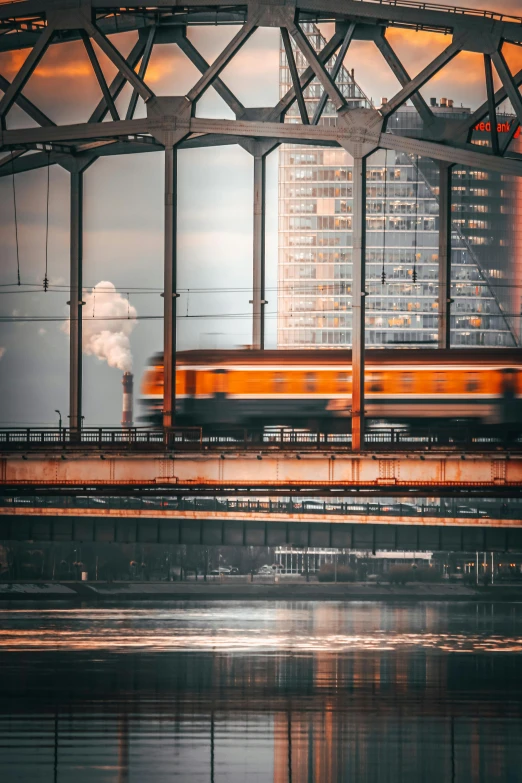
[0,601,521,782]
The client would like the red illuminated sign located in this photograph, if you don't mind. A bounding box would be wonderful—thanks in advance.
[474,120,521,137]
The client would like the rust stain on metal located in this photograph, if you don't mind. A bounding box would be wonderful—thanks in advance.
[1,453,521,492]
[1,506,521,529]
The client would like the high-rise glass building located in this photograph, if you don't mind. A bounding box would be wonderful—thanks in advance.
[278,25,522,349]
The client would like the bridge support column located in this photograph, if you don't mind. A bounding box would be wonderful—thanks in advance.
[351,155,367,451]
[252,154,266,349]
[69,169,83,439]
[163,145,178,431]
[438,162,453,349]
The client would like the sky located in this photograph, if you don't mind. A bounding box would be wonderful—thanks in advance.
[0,0,521,427]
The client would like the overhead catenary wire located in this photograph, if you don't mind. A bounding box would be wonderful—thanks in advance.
[3,280,522,300]
[2,309,522,323]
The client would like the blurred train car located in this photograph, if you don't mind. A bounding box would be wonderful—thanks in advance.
[140,349,522,435]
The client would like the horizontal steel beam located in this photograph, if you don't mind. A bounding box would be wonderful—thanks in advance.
[1,0,522,43]
[3,116,522,178]
[3,505,519,529]
[2,451,521,498]
[0,509,520,550]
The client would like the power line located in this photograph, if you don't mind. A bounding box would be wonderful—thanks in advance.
[3,280,522,293]
[2,310,522,323]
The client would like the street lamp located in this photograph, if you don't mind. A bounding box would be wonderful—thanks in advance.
[55,410,62,440]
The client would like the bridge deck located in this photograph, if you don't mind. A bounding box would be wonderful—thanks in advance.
[2,506,521,550]
[1,449,521,497]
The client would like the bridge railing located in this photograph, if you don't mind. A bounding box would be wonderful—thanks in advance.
[0,426,513,451]
[1,494,521,520]
[362,0,522,24]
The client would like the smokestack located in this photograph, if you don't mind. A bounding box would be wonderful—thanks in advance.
[122,372,134,428]
[440,97,447,107]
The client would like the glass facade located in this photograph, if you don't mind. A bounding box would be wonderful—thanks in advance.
[278,25,522,348]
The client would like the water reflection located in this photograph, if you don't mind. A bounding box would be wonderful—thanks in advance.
[0,602,521,782]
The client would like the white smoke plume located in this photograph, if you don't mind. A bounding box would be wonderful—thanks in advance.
[62,281,137,372]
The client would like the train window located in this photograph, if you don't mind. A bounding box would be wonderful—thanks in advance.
[305,372,317,392]
[367,372,383,392]
[402,372,414,391]
[434,372,446,394]
[501,368,517,397]
[212,368,228,396]
[274,373,286,392]
[337,372,351,389]
[466,373,480,392]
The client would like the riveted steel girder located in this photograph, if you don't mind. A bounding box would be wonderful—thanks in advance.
[1,451,522,498]
[1,0,522,43]
[3,116,522,178]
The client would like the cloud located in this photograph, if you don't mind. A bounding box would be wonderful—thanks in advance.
[62,281,137,372]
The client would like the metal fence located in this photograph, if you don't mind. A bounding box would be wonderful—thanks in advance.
[1,495,520,520]
[0,426,514,451]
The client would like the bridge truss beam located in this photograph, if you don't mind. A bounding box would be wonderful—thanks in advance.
[1,1,522,448]
[1,451,522,498]
[1,508,521,551]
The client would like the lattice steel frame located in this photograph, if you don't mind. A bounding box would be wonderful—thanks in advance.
[1,0,522,448]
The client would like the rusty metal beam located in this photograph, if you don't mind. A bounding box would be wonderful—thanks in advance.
[1,451,521,498]
[3,505,520,530]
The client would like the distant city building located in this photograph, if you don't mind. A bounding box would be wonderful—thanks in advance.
[278,25,522,348]
[274,547,433,574]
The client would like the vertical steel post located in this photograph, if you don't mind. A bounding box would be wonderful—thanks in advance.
[351,155,367,450]
[252,154,266,349]
[438,162,452,349]
[69,170,83,438]
[163,145,178,430]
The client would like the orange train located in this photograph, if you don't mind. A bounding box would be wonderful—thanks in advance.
[140,349,522,432]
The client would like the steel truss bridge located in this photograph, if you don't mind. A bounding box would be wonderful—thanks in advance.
[0,496,522,552]
[2,439,522,495]
[1,0,522,453]
[2,496,522,550]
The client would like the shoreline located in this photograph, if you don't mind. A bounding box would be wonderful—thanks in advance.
[1,581,522,603]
